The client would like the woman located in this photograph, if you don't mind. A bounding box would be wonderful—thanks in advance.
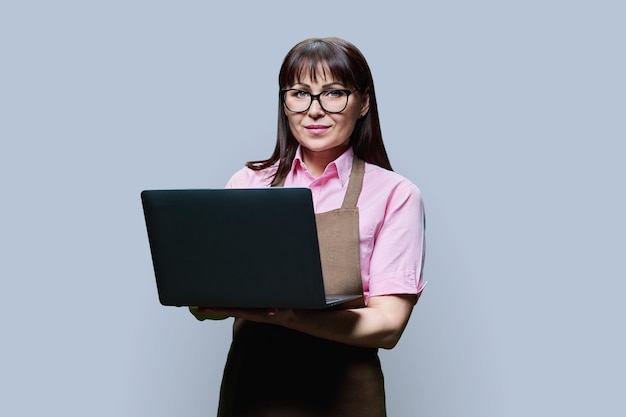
[193,37,425,417]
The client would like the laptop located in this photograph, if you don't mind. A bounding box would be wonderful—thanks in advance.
[141,188,363,309]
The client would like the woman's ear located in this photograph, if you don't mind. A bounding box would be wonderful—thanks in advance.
[359,90,370,117]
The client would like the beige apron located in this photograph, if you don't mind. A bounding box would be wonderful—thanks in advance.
[217,157,386,417]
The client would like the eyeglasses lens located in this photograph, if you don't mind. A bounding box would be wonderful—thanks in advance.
[284,90,349,113]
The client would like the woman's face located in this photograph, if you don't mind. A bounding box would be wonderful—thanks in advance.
[283,66,369,161]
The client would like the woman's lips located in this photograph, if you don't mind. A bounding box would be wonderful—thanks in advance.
[305,124,330,135]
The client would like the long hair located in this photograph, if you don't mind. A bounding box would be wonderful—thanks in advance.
[246,37,392,185]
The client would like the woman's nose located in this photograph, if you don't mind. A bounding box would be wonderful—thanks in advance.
[307,97,326,117]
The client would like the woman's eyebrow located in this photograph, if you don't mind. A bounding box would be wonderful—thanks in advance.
[322,82,346,88]
[291,82,346,89]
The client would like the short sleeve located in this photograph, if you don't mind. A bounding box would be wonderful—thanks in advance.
[225,167,249,189]
[367,181,425,299]
[225,165,277,189]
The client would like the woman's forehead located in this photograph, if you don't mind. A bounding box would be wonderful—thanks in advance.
[294,62,337,82]
[290,64,354,85]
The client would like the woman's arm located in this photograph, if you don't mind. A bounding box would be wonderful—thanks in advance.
[200,293,418,349]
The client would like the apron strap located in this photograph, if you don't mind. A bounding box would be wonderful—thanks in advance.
[341,156,365,209]
[273,174,285,188]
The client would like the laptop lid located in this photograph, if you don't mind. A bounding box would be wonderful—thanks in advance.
[141,188,360,309]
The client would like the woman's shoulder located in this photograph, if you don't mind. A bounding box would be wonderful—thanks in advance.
[363,162,422,197]
[226,164,278,188]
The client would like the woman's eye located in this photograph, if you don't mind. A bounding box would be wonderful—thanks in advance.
[293,90,310,98]
[324,89,346,98]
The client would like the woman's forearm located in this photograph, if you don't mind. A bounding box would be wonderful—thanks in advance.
[205,294,417,349]
[285,295,415,349]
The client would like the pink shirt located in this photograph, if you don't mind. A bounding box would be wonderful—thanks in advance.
[226,146,425,304]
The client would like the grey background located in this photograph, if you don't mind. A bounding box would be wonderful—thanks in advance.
[1,1,624,416]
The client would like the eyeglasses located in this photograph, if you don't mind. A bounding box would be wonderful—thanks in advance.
[281,89,358,113]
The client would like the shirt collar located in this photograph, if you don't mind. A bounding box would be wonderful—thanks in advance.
[291,145,355,187]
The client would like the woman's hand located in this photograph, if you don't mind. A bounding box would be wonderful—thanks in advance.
[189,306,230,321]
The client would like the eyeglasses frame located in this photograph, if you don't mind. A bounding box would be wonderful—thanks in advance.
[280,88,358,114]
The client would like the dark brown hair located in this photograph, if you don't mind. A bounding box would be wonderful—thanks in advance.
[246,37,392,184]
